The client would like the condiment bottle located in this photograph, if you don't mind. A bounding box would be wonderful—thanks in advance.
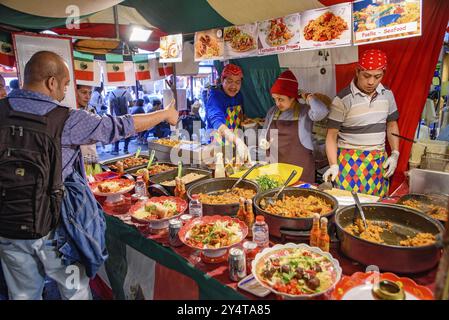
[309,213,321,247]
[318,217,330,252]
[174,177,187,200]
[236,197,246,223]
[214,152,226,178]
[245,199,255,238]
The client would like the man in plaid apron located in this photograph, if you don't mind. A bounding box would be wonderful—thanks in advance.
[323,49,401,197]
[205,64,249,163]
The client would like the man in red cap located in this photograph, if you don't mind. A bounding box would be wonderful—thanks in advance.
[324,49,400,197]
[259,70,328,182]
[205,63,248,162]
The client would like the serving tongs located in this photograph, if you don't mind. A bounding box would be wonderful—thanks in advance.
[260,170,297,209]
[146,150,156,169]
[208,162,262,196]
[352,191,368,232]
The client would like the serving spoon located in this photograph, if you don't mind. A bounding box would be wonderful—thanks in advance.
[352,191,368,231]
[208,162,262,196]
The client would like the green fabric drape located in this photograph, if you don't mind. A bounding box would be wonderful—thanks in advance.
[0,4,93,30]
[122,0,231,34]
[216,56,281,118]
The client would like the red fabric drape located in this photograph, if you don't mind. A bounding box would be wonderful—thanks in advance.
[329,0,449,193]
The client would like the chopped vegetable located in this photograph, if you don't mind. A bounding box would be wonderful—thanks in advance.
[255,175,282,192]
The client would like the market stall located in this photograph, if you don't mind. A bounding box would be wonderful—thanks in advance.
[1,0,449,302]
[89,172,442,300]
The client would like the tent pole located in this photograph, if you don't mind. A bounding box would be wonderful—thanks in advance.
[173,64,179,111]
[113,5,120,41]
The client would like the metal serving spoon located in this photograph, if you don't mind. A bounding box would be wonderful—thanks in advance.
[208,162,262,196]
[352,190,368,231]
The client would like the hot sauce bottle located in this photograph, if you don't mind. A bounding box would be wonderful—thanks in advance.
[318,217,330,252]
[309,213,321,247]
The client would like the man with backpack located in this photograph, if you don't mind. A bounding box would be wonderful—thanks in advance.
[109,86,134,155]
[0,51,178,300]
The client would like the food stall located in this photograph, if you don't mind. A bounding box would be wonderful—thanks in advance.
[1,0,449,301]
[87,152,447,300]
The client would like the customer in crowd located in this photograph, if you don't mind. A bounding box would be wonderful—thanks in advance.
[0,74,6,98]
[0,51,178,300]
[109,86,134,155]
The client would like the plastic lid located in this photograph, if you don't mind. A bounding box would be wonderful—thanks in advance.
[256,215,264,222]
[192,194,199,200]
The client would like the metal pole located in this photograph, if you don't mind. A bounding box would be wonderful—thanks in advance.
[173,64,179,111]
[113,5,120,41]
[190,76,194,102]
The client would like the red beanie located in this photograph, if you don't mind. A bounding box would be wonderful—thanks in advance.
[270,70,299,99]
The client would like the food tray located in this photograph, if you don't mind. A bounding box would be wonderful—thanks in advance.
[100,153,151,172]
[150,167,213,196]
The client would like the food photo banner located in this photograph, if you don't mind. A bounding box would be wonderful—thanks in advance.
[224,23,258,59]
[258,13,301,56]
[353,0,422,45]
[300,2,352,51]
[159,34,183,63]
[194,28,224,61]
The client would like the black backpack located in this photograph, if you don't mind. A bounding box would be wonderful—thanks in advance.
[0,98,70,239]
[110,91,128,116]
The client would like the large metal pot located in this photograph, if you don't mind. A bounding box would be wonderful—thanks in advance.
[335,203,444,274]
[187,178,259,216]
[253,188,338,240]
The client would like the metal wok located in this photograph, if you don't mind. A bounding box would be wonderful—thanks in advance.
[187,178,259,216]
[253,187,338,241]
[335,203,444,273]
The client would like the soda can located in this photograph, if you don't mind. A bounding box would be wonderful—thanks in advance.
[242,241,259,273]
[168,219,183,247]
[180,214,193,225]
[228,247,247,282]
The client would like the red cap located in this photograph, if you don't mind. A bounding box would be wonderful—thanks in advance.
[256,215,265,222]
[358,49,388,71]
[192,194,199,200]
[270,70,299,99]
[221,64,243,81]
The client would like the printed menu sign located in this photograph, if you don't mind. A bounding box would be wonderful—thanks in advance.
[353,0,422,45]
[224,23,258,59]
[300,2,352,50]
[258,13,301,56]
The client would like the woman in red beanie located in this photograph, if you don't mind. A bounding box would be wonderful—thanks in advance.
[260,70,329,183]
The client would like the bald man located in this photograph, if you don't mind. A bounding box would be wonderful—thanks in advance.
[0,51,178,300]
[0,74,6,98]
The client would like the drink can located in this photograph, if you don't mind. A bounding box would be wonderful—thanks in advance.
[180,214,193,225]
[228,247,246,281]
[168,219,183,247]
[242,241,259,273]
[131,194,148,204]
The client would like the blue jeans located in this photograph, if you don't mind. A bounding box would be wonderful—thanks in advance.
[0,232,91,300]
[114,137,132,153]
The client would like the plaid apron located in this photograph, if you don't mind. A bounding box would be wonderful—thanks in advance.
[336,148,389,197]
[212,105,242,145]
